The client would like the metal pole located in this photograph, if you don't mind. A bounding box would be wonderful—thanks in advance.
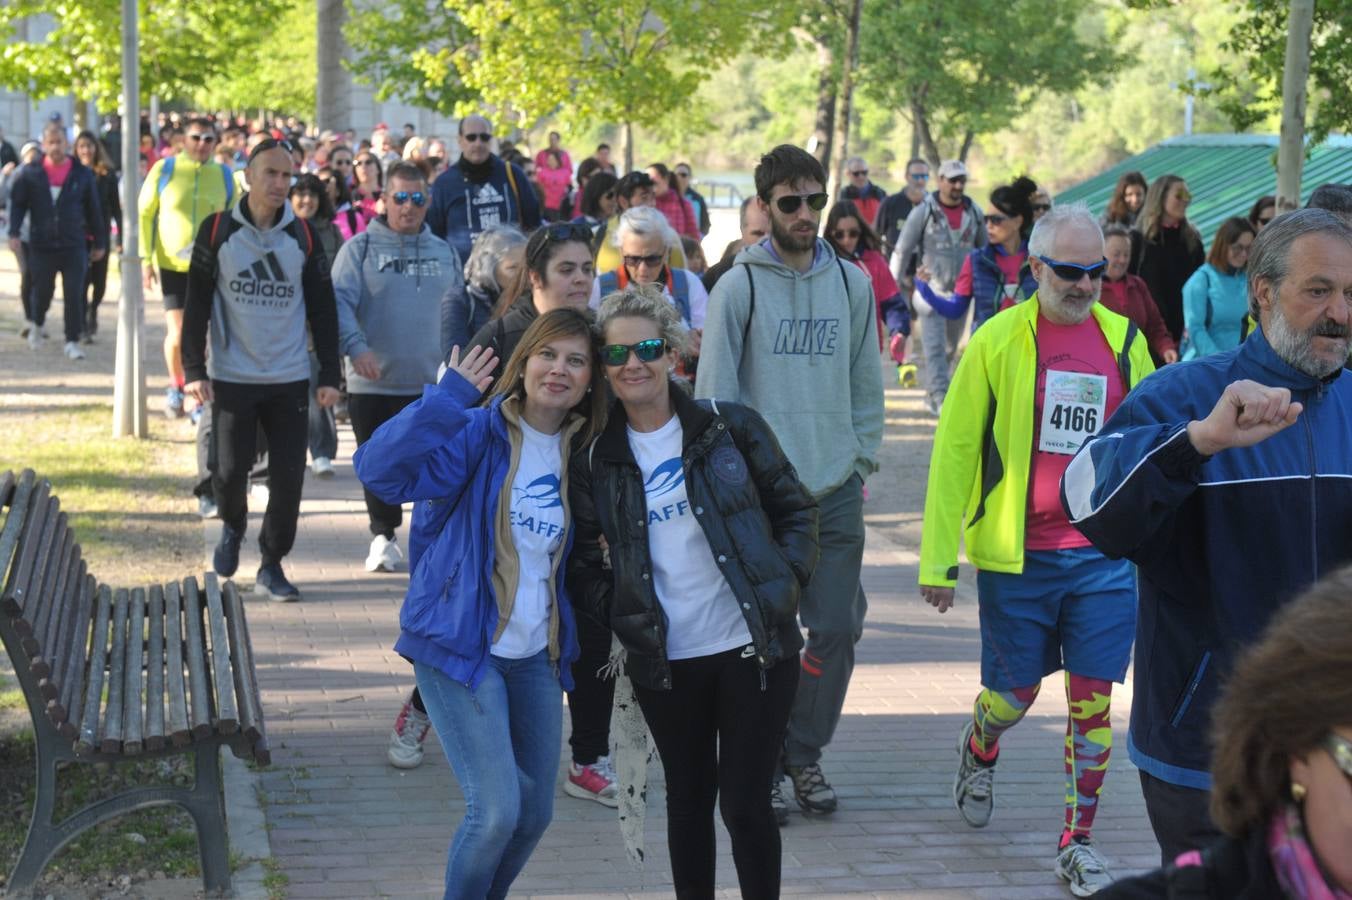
[1276,0,1315,212]
[113,0,146,438]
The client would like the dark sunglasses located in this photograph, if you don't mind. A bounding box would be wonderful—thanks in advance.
[602,338,666,367]
[1037,255,1108,281]
[1032,203,1052,213]
[331,157,354,166]
[527,222,594,266]
[1257,215,1275,226]
[774,192,829,215]
[832,229,860,239]
[1326,733,1352,781]
[186,133,217,144]
[944,176,968,185]
[391,190,426,207]
[986,214,1011,225]
[247,137,296,164]
[850,169,868,177]
[623,253,664,268]
[462,132,492,143]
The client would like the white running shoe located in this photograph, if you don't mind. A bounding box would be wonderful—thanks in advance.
[1055,837,1114,897]
[64,341,85,360]
[311,456,335,478]
[27,327,42,350]
[365,534,404,573]
[387,699,431,769]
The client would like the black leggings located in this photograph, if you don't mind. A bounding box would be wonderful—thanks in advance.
[633,649,797,900]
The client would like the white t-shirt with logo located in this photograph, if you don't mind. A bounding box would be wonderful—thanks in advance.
[492,420,566,659]
[627,414,752,660]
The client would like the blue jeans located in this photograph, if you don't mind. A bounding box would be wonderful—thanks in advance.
[414,652,562,900]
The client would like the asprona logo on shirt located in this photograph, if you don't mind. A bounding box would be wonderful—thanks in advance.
[513,474,561,509]
[645,458,689,524]
[511,474,563,538]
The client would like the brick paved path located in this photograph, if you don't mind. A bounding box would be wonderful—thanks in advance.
[229,382,1163,899]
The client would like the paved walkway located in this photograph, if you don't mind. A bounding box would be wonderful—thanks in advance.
[221,381,1163,899]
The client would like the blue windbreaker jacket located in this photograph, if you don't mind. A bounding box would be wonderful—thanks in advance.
[1060,328,1352,789]
[353,371,581,692]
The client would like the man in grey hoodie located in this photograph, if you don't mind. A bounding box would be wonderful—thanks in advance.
[182,137,341,602]
[697,144,884,822]
[333,161,465,574]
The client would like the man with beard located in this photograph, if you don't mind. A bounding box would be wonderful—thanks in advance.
[697,144,883,824]
[1062,207,1352,865]
[919,204,1154,898]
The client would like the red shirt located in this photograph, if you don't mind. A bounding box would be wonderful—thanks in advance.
[1099,274,1178,359]
[43,157,72,189]
[953,245,1027,301]
[1026,314,1127,550]
[940,200,964,230]
[850,248,900,349]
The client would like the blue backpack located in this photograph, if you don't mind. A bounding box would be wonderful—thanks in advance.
[597,268,692,326]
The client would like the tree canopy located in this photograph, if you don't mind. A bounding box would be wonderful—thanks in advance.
[343,0,475,116]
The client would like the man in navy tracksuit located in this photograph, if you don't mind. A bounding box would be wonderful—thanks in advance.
[7,122,106,358]
[1061,208,1352,864]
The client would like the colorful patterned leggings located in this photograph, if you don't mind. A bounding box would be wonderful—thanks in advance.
[969,672,1113,846]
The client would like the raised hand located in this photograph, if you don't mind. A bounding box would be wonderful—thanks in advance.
[448,344,498,393]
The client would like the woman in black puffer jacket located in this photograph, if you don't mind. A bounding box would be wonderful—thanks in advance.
[568,284,818,900]
[74,130,122,341]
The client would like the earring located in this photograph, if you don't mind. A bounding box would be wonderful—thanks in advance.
[586,386,592,393]
[1291,782,1307,802]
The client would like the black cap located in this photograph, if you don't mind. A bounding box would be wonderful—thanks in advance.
[616,171,654,199]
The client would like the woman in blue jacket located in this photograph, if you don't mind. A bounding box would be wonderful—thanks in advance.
[354,308,605,900]
[1180,217,1254,360]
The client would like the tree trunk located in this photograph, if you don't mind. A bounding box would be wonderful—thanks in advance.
[958,130,974,163]
[621,121,634,173]
[910,124,921,162]
[1276,0,1314,211]
[811,36,836,170]
[911,93,941,169]
[827,0,863,201]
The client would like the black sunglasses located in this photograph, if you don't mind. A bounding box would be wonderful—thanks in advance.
[462,132,492,143]
[527,222,594,266]
[391,190,426,207]
[986,213,1011,225]
[601,339,666,367]
[1032,203,1052,213]
[1037,255,1108,281]
[774,192,829,215]
[623,253,664,268]
[849,170,868,177]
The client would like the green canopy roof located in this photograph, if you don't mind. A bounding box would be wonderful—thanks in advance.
[1055,134,1352,245]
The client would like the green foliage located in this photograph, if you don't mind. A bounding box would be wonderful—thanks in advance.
[344,0,476,115]
[196,0,316,118]
[442,0,796,142]
[1206,0,1352,146]
[0,0,290,104]
[856,0,1122,164]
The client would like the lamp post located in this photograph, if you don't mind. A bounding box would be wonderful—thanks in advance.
[112,0,146,438]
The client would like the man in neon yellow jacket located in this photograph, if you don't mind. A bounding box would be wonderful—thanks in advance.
[138,116,237,418]
[918,204,1154,899]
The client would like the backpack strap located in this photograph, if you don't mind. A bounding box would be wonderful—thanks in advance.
[598,270,619,296]
[155,155,175,197]
[1118,319,1139,387]
[738,262,756,346]
[503,161,522,219]
[221,164,234,206]
[670,268,692,326]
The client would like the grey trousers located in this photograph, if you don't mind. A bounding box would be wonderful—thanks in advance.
[915,296,967,404]
[784,474,868,768]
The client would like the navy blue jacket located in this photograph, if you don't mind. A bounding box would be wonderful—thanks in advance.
[7,156,106,252]
[353,370,582,692]
[1060,329,1352,789]
[969,243,1037,327]
[427,155,541,264]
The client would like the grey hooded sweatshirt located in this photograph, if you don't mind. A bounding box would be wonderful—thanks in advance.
[695,238,884,497]
[332,217,465,396]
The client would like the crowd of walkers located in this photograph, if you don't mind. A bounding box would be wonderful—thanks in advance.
[5,107,1352,900]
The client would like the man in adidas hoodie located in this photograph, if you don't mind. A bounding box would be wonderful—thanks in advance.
[426,114,541,264]
[181,138,341,602]
[697,144,884,821]
[333,161,465,575]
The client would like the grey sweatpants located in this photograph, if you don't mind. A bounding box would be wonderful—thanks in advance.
[784,474,868,768]
[915,296,967,405]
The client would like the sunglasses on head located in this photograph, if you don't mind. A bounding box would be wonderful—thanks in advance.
[462,132,492,143]
[527,222,594,266]
[623,253,664,268]
[601,338,666,367]
[247,137,296,164]
[832,229,860,239]
[1037,255,1108,281]
[774,192,829,215]
[391,190,426,207]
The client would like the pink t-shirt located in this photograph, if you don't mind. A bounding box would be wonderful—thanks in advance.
[1025,314,1126,550]
[940,200,964,230]
[953,246,1027,300]
[43,157,72,197]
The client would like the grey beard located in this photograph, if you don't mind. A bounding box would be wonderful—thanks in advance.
[1266,308,1349,379]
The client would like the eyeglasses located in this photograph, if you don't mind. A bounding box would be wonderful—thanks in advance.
[462,132,492,143]
[357,158,379,167]
[391,190,426,207]
[331,158,353,167]
[527,222,594,266]
[850,170,868,177]
[601,339,666,367]
[186,133,217,144]
[774,192,829,215]
[623,253,664,268]
[944,176,967,186]
[986,214,1010,225]
[832,229,860,239]
[909,172,930,181]
[1032,204,1052,213]
[1037,255,1108,281]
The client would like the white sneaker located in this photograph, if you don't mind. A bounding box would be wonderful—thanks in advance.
[387,699,431,768]
[311,456,335,478]
[64,341,85,360]
[27,327,42,350]
[365,534,404,572]
[249,482,270,505]
[18,320,34,338]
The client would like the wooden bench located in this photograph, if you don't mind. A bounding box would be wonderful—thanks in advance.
[0,469,270,896]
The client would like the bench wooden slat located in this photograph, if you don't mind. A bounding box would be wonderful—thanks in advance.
[145,584,166,751]
[51,570,93,738]
[180,578,213,739]
[6,485,55,621]
[222,581,264,746]
[75,584,114,754]
[120,588,146,755]
[203,575,238,735]
[31,528,76,682]
[0,471,39,607]
[164,581,190,746]
[0,470,15,508]
[42,557,86,711]
[99,588,130,754]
